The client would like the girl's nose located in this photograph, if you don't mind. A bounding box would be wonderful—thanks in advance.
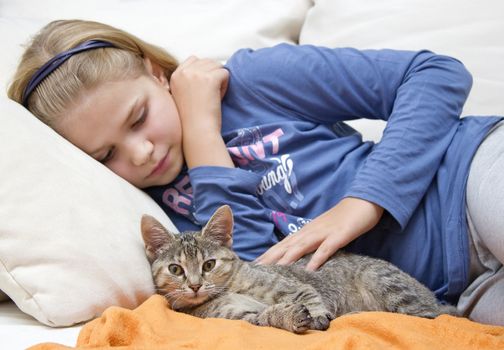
[129,139,154,166]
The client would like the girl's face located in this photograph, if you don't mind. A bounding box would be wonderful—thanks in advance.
[56,67,183,189]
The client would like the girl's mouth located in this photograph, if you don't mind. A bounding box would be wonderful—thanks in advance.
[148,153,169,178]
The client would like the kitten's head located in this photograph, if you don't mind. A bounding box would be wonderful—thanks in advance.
[141,205,237,310]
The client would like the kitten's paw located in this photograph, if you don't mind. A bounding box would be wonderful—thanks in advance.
[290,304,313,334]
[310,313,332,331]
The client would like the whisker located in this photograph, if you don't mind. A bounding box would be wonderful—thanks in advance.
[208,286,228,298]
[163,291,180,299]
[171,294,187,310]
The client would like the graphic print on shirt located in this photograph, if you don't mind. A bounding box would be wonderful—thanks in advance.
[271,210,311,235]
[227,126,310,236]
[160,172,196,223]
[159,125,310,234]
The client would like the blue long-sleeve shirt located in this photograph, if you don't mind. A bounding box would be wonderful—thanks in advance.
[145,44,502,302]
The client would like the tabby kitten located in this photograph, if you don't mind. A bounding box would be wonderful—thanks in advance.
[141,205,458,333]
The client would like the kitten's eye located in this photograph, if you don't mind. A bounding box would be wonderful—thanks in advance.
[168,264,184,276]
[202,259,216,272]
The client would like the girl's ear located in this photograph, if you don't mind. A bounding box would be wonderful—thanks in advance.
[144,57,169,90]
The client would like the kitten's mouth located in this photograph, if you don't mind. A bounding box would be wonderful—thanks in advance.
[190,292,207,300]
[169,293,208,310]
[186,291,210,304]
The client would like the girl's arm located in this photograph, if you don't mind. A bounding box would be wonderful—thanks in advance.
[256,197,384,270]
[169,56,233,169]
[169,46,472,266]
[169,56,280,260]
[230,45,472,268]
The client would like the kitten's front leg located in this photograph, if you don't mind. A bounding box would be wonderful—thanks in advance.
[289,286,333,330]
[247,268,333,330]
[254,303,313,334]
[248,266,333,330]
[189,293,313,334]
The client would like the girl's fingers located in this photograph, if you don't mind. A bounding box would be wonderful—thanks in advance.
[255,234,296,264]
[255,248,285,265]
[181,57,223,72]
[197,58,223,70]
[174,57,228,87]
[256,228,320,266]
[178,55,199,68]
[275,237,318,266]
[254,243,287,265]
[258,227,339,270]
[305,237,341,271]
[218,69,229,98]
[213,67,229,82]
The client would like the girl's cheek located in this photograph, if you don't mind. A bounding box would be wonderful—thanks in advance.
[110,161,132,182]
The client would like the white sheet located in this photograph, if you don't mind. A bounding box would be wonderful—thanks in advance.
[0,301,81,349]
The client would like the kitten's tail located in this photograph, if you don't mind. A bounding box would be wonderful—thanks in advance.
[438,303,460,317]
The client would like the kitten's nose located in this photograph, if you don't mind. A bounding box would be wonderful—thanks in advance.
[189,284,202,293]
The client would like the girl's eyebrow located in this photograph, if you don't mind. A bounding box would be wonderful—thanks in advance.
[90,97,139,157]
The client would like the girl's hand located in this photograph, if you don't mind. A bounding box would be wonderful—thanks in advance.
[169,56,229,134]
[169,56,233,169]
[255,197,384,271]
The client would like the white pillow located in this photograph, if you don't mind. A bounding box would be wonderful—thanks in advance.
[300,0,504,141]
[0,0,312,325]
[0,0,311,90]
[0,97,178,326]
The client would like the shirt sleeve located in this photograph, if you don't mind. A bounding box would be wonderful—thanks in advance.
[188,166,279,261]
[226,44,472,229]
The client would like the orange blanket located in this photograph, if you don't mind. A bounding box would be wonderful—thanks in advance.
[29,295,504,350]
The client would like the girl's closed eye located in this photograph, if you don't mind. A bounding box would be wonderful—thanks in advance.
[132,106,148,129]
[99,146,116,164]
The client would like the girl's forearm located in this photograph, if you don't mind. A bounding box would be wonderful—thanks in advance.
[182,125,234,169]
[169,56,231,169]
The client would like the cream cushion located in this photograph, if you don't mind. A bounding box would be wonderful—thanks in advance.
[0,0,311,89]
[300,0,504,141]
[0,0,311,325]
[0,97,177,326]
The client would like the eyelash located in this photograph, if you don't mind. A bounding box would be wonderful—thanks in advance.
[99,147,116,164]
[132,106,148,129]
[99,105,148,164]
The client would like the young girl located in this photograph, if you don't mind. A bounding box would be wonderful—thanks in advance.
[8,19,503,326]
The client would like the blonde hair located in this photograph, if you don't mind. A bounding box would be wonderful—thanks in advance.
[8,19,178,126]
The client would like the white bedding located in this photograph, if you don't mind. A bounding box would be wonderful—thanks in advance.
[0,301,81,349]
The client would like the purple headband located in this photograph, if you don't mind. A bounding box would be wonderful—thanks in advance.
[22,40,115,107]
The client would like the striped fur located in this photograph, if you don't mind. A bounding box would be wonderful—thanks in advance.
[141,206,458,333]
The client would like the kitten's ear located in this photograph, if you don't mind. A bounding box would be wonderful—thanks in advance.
[201,205,234,248]
[141,214,176,263]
